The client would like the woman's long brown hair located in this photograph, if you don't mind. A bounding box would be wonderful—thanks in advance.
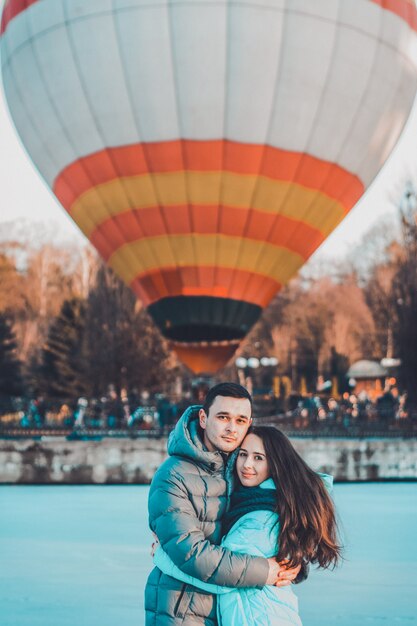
[250,426,342,569]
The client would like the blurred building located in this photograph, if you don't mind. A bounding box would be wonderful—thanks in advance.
[347,360,388,401]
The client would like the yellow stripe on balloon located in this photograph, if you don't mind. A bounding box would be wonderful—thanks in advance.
[107,233,304,286]
[70,172,347,239]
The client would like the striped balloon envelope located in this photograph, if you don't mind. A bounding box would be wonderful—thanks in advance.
[2,0,417,373]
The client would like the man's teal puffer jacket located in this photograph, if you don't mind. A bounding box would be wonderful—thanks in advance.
[144,405,270,625]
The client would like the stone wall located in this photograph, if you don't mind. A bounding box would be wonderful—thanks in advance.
[0,436,416,483]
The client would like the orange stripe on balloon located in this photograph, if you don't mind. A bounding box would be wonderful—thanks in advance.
[370,0,417,30]
[129,267,282,308]
[0,0,40,35]
[88,205,324,263]
[53,141,364,211]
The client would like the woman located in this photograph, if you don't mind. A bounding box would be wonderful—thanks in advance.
[154,426,341,625]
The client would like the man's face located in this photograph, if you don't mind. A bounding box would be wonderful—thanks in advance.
[199,395,252,453]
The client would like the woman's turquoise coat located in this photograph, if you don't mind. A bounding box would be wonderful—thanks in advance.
[154,477,308,626]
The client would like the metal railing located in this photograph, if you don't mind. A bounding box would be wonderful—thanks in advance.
[1,419,416,440]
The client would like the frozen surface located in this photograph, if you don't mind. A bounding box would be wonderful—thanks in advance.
[0,483,416,625]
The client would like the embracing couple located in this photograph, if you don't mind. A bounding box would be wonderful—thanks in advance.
[145,383,341,625]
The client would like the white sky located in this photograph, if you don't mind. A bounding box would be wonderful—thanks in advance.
[1,9,417,261]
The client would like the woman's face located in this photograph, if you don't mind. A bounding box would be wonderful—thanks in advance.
[236,433,270,487]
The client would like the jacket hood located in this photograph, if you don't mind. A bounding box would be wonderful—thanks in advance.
[260,473,333,492]
[259,477,276,490]
[167,404,227,472]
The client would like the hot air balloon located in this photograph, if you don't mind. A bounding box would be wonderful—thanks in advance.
[2,0,417,373]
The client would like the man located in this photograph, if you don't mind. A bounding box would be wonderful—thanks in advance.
[145,382,300,625]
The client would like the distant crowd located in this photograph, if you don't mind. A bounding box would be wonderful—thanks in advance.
[2,391,186,431]
[0,384,413,433]
[287,387,410,428]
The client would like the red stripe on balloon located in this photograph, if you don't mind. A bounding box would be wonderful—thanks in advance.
[88,205,325,263]
[0,0,40,35]
[129,267,282,308]
[53,141,364,211]
[370,0,417,30]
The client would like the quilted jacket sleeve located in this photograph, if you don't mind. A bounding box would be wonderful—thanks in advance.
[148,466,269,588]
[153,509,280,594]
[153,546,234,594]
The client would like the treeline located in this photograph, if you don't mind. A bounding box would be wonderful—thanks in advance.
[0,232,178,403]
[1,183,417,403]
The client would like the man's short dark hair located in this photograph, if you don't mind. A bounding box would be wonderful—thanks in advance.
[202,382,252,415]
